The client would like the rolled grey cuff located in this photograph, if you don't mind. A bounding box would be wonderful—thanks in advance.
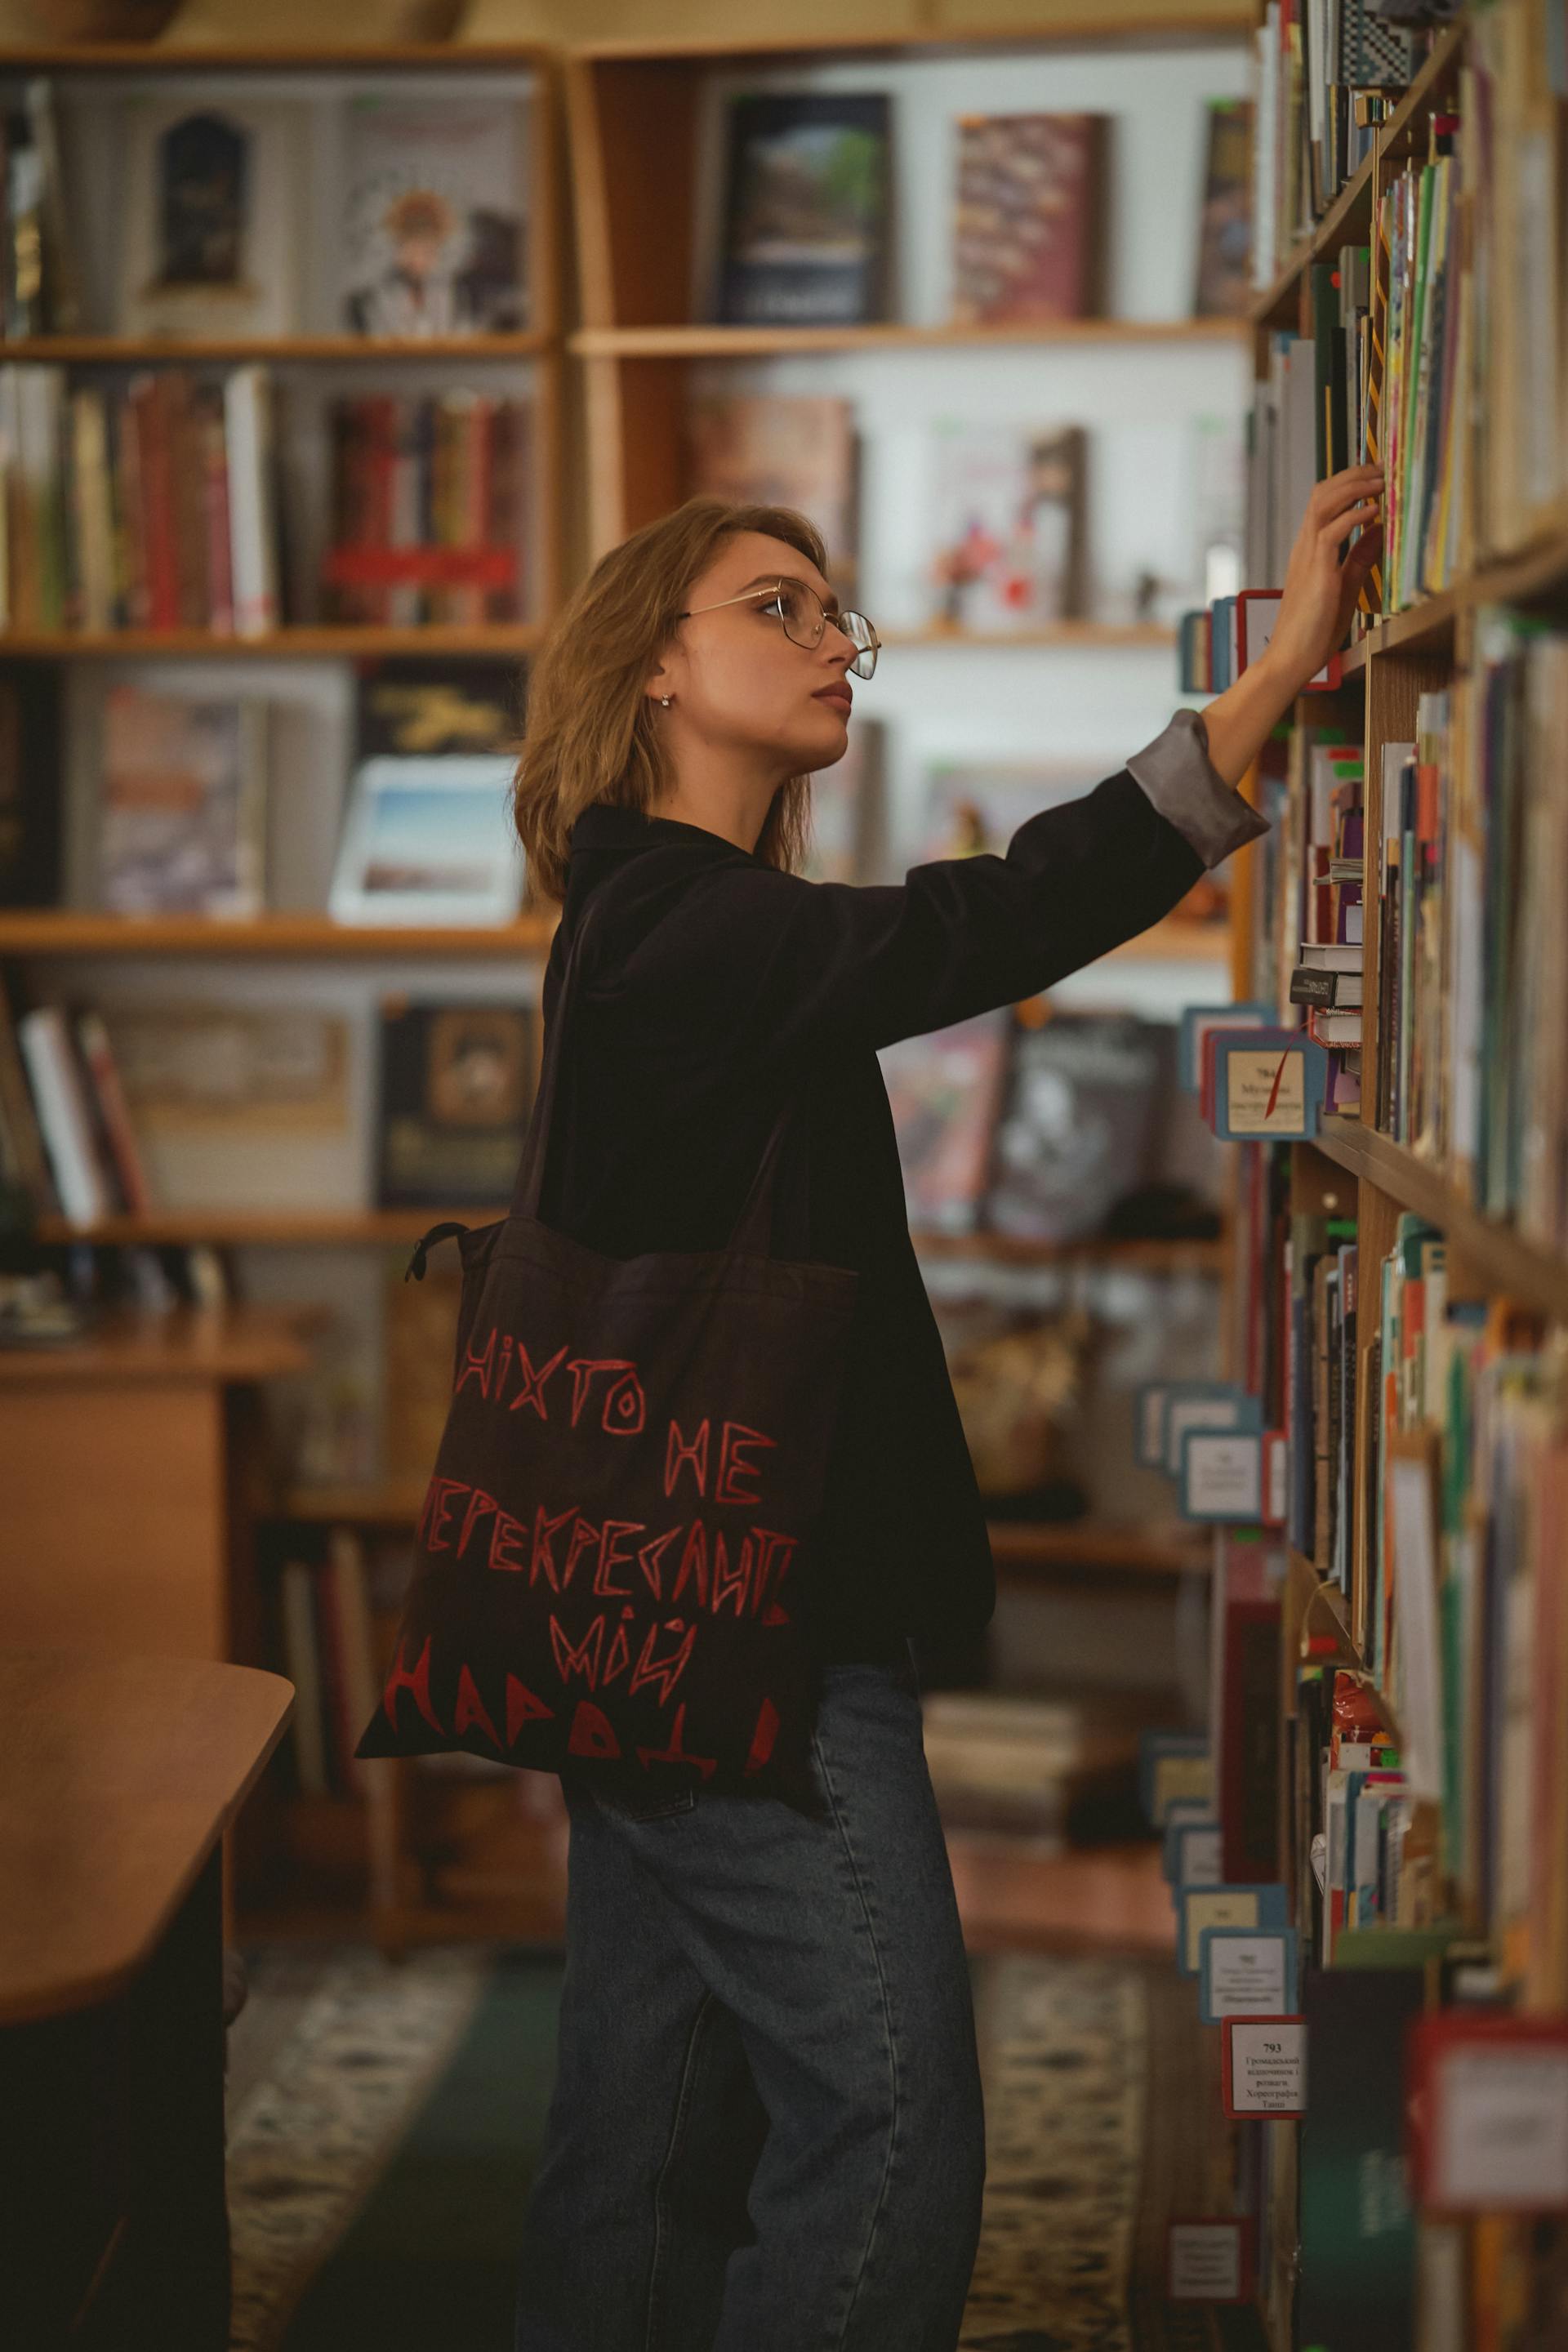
[1125,707,1273,870]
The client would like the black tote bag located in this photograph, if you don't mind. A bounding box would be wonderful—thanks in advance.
[353,887,860,1811]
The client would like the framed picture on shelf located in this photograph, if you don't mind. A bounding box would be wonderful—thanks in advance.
[339,96,528,338]
[711,91,893,327]
[327,756,523,927]
[117,97,305,341]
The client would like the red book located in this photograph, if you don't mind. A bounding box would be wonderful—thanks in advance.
[164,373,208,630]
[131,376,180,632]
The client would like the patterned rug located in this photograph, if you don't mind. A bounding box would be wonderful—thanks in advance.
[226,1944,497,2352]
[223,1940,1242,2350]
[959,1952,1148,2352]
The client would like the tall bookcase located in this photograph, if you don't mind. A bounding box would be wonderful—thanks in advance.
[0,21,1269,1949]
[1196,4,1568,2339]
[0,40,572,1944]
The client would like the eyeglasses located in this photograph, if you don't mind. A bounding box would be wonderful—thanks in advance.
[675,577,881,680]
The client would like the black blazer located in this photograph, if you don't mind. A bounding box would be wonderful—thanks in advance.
[536,708,1269,1665]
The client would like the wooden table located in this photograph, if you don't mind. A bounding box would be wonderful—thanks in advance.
[0,1650,293,2350]
[0,1303,318,1665]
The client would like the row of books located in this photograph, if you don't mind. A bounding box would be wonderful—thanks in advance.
[883,1008,1223,1248]
[0,957,1222,1255]
[1241,719,1366,1116]
[1459,616,1568,1248]
[0,363,539,638]
[0,971,546,1227]
[712,92,1250,329]
[1151,1225,1568,2338]
[0,363,279,635]
[323,392,532,628]
[1247,2,1568,641]
[1248,0,1429,293]
[1230,624,1568,1260]
[1,82,529,344]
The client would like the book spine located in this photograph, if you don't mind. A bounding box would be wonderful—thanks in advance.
[72,1007,153,1215]
[16,1002,109,1224]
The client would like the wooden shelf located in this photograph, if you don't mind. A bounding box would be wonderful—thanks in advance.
[0,625,544,660]
[911,1230,1224,1272]
[33,1206,509,1250]
[0,910,556,958]
[277,1481,430,1525]
[14,1200,1210,1281]
[0,910,1214,964]
[0,42,555,69]
[987,1519,1210,1576]
[0,1300,320,1385]
[881,621,1175,650]
[1104,916,1230,962]
[1331,522,1568,679]
[1309,1118,1568,1325]
[265,1490,1214,1576]
[1248,18,1469,327]
[572,318,1251,358]
[0,334,555,364]
[572,17,1256,64]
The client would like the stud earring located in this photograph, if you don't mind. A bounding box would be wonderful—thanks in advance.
[660,696,672,707]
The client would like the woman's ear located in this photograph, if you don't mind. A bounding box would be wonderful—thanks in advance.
[644,659,672,708]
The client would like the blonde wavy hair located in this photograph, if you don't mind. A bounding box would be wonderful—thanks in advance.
[513,497,827,907]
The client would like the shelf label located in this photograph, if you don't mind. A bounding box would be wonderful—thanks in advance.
[1222,2016,1307,2119]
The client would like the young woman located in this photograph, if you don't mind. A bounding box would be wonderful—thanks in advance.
[509,466,1383,2352]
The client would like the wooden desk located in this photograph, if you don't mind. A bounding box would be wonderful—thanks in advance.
[0,1650,292,2350]
[0,1303,318,1664]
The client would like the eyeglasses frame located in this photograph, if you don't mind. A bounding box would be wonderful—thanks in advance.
[673,577,881,679]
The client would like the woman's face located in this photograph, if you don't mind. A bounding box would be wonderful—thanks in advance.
[646,531,857,777]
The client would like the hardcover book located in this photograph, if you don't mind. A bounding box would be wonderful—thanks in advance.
[712,92,892,327]
[376,997,535,1209]
[118,99,304,341]
[341,96,528,337]
[1194,96,1254,318]
[951,113,1107,325]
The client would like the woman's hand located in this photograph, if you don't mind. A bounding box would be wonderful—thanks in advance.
[1260,461,1384,696]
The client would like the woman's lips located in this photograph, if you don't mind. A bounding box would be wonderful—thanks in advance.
[813,686,853,713]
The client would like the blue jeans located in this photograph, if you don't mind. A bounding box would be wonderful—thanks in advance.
[513,1642,987,2352]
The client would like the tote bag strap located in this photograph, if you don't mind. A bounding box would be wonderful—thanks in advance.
[512,881,810,1258]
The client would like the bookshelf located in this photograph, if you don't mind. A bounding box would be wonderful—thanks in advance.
[2,24,1254,1948]
[0,41,571,1937]
[263,22,1254,1943]
[1177,2,1568,2340]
